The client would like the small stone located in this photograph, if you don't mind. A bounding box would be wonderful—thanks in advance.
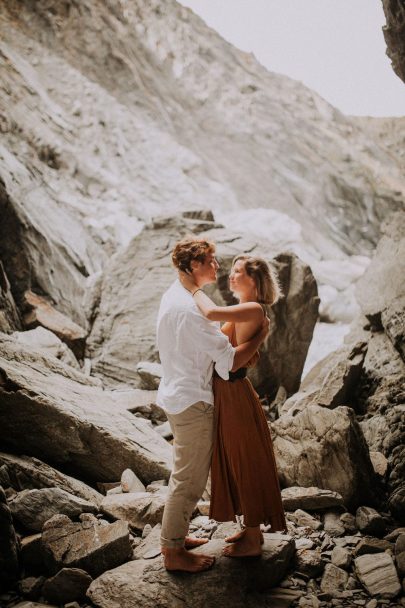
[320,563,349,597]
[295,548,324,577]
[291,509,322,530]
[323,511,345,536]
[331,545,351,569]
[340,512,357,533]
[355,506,386,536]
[64,602,81,608]
[197,500,210,516]
[365,600,378,608]
[298,594,320,608]
[121,468,145,493]
[142,524,152,539]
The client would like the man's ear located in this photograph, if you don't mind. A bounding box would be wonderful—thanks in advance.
[190,260,199,272]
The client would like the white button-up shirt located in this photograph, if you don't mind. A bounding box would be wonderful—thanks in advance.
[156,279,235,414]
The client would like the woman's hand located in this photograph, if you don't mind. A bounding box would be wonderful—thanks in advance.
[179,270,198,293]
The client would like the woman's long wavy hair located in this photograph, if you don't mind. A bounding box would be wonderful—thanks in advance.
[232,255,282,305]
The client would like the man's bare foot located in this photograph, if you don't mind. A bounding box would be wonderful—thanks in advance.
[223,527,262,558]
[162,546,215,572]
[225,528,264,545]
[184,536,209,549]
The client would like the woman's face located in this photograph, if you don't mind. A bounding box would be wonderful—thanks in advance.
[229,260,256,297]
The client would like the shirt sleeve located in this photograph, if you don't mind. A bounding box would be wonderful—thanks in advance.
[185,309,235,380]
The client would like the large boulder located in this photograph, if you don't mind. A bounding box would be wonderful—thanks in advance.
[100,488,168,531]
[0,171,104,328]
[0,333,172,485]
[356,211,405,360]
[281,340,367,415]
[272,405,376,509]
[0,485,19,591]
[87,536,295,608]
[8,487,98,532]
[87,214,319,397]
[0,453,103,506]
[42,513,132,577]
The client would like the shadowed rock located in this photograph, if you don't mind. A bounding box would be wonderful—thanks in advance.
[272,405,376,509]
[0,333,172,485]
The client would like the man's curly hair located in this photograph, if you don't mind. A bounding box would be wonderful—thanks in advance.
[171,237,216,273]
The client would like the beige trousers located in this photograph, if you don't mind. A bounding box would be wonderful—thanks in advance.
[160,401,214,548]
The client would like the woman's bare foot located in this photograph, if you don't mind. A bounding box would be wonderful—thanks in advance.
[162,546,215,572]
[223,526,262,558]
[225,528,264,545]
[184,536,209,549]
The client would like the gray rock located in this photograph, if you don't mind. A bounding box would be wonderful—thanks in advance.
[0,333,172,485]
[120,469,145,494]
[323,511,346,537]
[339,512,357,533]
[320,563,349,597]
[100,488,168,531]
[42,568,93,604]
[11,327,80,368]
[295,548,324,577]
[133,524,162,560]
[87,217,318,397]
[382,0,405,83]
[282,341,367,414]
[355,506,386,536]
[0,485,19,591]
[135,362,162,390]
[21,290,87,360]
[356,213,405,333]
[87,537,295,607]
[272,405,376,509]
[41,513,132,578]
[395,534,405,577]
[0,452,104,506]
[0,260,22,333]
[281,487,344,512]
[331,546,351,569]
[353,537,393,557]
[8,487,98,532]
[290,509,322,531]
[354,552,401,598]
[18,577,45,601]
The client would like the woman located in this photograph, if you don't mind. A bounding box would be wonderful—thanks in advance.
[180,254,287,558]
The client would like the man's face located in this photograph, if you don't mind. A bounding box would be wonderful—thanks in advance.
[192,251,219,286]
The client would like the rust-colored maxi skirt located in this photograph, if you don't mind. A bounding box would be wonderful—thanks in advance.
[209,373,287,531]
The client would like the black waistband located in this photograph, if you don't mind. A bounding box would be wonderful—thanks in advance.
[215,367,247,382]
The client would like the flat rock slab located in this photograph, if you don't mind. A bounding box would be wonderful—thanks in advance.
[87,537,295,608]
[0,452,104,507]
[42,514,132,578]
[281,486,344,511]
[9,487,98,532]
[0,334,172,485]
[101,488,168,530]
[354,552,401,598]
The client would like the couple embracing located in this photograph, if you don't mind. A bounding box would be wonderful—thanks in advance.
[156,237,286,573]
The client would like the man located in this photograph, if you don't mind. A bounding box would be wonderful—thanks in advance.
[156,237,269,572]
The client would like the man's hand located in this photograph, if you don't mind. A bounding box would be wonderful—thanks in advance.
[179,270,198,293]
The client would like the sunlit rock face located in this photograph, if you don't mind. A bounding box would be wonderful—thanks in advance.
[382,0,405,83]
[1,0,404,265]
